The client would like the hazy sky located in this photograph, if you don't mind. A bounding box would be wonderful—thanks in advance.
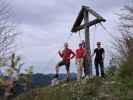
[9,0,128,74]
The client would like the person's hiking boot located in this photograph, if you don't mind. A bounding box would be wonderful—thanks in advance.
[66,78,71,82]
[84,75,90,80]
[101,74,106,79]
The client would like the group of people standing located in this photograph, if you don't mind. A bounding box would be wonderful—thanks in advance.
[54,40,105,81]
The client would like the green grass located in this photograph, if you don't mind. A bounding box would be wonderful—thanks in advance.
[13,77,133,100]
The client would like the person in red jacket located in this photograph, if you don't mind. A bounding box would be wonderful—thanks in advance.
[76,43,86,80]
[55,42,75,81]
[81,40,89,77]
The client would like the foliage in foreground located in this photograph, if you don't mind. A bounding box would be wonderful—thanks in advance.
[114,3,133,80]
[13,76,133,100]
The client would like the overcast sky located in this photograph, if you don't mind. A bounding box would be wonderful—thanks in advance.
[9,0,128,74]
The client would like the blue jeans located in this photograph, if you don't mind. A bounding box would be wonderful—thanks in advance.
[95,60,105,77]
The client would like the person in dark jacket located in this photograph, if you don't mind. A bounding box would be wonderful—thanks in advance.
[92,42,105,77]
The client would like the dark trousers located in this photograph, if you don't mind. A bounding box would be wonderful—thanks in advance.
[95,60,105,77]
[83,58,89,76]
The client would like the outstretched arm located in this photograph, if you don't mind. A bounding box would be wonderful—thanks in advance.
[91,52,95,57]
[58,50,63,57]
[102,49,105,60]
[91,49,96,57]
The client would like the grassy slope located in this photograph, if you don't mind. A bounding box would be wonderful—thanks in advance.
[13,77,133,100]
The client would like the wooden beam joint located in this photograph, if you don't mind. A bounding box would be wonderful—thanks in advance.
[72,18,106,32]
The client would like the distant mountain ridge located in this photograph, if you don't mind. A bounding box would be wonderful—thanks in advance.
[0,73,77,96]
[32,73,77,87]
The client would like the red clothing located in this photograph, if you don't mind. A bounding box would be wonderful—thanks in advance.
[59,48,75,63]
[76,48,86,59]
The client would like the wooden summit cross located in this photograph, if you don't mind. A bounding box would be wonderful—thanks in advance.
[71,6,106,77]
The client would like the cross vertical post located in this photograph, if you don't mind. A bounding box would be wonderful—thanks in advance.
[84,9,92,77]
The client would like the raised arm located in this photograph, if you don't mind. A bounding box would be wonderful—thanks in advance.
[70,50,75,59]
